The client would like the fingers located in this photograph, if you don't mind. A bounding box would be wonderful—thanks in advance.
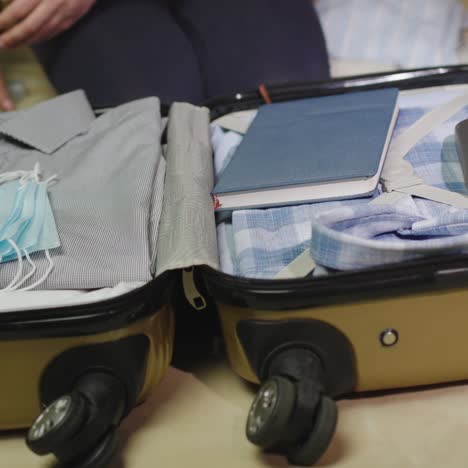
[27,11,68,44]
[0,0,59,48]
[29,0,97,44]
[0,0,40,34]
[0,71,14,110]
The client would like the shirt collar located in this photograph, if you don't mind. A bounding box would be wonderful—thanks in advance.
[0,90,95,154]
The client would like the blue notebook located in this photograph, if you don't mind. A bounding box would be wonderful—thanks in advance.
[212,88,399,210]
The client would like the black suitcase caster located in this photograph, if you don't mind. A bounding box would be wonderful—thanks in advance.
[246,347,340,466]
[247,375,337,466]
[26,372,125,468]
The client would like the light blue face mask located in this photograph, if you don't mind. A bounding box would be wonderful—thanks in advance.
[0,164,61,291]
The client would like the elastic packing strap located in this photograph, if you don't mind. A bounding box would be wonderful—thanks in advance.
[372,91,468,208]
[274,248,316,279]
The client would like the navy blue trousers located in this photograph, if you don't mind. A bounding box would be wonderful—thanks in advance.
[33,0,329,107]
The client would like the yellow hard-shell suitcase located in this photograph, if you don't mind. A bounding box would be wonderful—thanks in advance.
[4,66,468,468]
[196,66,468,466]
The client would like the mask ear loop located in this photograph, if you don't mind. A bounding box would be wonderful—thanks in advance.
[0,169,31,185]
[7,249,37,291]
[0,239,23,292]
[2,163,41,186]
[32,163,42,184]
[17,250,54,292]
[31,163,58,187]
[0,163,47,186]
[18,174,59,291]
[45,175,58,186]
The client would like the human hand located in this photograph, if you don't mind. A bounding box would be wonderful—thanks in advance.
[0,0,97,48]
[0,69,14,110]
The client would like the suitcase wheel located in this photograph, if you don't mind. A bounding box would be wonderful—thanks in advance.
[247,376,337,466]
[26,393,88,456]
[246,346,339,466]
[26,372,124,468]
[68,429,119,468]
[246,376,296,448]
[287,395,337,466]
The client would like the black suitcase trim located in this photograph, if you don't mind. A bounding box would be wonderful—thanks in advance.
[206,65,468,118]
[200,254,468,310]
[0,271,175,340]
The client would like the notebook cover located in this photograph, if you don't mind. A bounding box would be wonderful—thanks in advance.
[212,88,399,195]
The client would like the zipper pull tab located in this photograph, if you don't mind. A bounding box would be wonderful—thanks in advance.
[182,267,207,311]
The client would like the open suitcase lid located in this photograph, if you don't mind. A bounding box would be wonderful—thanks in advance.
[197,66,468,310]
[3,65,468,335]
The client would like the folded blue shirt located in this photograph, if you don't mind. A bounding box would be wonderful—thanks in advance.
[311,200,468,271]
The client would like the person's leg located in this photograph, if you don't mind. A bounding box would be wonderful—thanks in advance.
[33,0,204,107]
[172,0,330,100]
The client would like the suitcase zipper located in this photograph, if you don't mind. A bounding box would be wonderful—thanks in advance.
[182,267,207,311]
